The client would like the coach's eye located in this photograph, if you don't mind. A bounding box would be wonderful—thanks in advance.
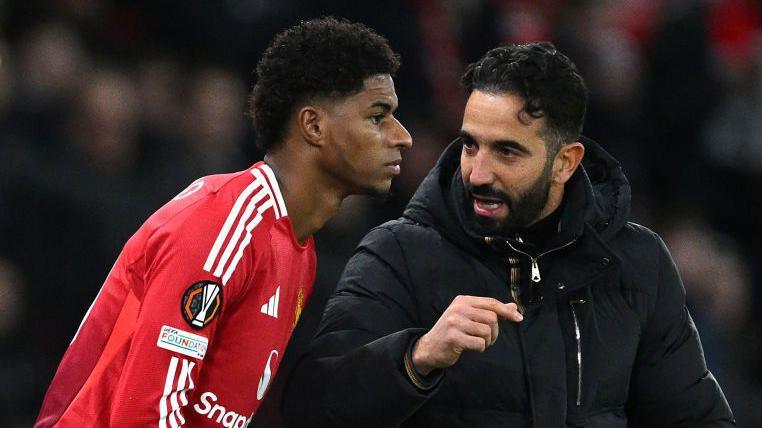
[370,114,385,125]
[497,145,516,157]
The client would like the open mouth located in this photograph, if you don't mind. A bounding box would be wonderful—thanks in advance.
[471,195,506,217]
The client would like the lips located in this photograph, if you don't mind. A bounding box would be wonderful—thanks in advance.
[471,194,507,218]
[385,159,402,174]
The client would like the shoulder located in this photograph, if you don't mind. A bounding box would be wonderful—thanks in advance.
[360,218,440,247]
[148,162,287,233]
[137,163,287,286]
[350,218,447,283]
[609,221,657,243]
[615,222,668,260]
[607,221,672,296]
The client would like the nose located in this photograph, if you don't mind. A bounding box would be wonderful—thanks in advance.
[466,151,494,187]
[389,116,413,151]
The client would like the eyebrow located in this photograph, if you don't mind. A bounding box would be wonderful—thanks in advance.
[370,100,394,113]
[459,130,532,155]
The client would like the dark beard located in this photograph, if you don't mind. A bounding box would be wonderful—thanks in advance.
[464,161,553,236]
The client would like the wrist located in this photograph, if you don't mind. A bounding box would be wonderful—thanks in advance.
[404,335,442,391]
[411,336,434,376]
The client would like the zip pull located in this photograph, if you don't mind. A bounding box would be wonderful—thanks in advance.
[502,238,578,283]
[530,258,541,282]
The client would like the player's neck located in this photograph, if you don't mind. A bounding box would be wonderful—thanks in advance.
[263,153,343,244]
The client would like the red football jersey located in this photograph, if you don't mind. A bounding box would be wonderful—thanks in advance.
[35,162,316,427]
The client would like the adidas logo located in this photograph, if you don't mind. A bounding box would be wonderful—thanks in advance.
[260,286,280,318]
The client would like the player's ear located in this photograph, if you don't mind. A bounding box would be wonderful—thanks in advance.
[297,105,328,148]
[552,141,584,184]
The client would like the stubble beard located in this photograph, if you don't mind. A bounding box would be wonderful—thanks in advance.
[465,161,553,237]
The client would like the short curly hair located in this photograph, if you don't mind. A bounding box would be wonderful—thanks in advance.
[461,42,587,155]
[249,17,400,151]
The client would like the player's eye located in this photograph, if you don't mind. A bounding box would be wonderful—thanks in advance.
[370,114,386,125]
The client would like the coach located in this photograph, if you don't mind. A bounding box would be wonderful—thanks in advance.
[283,42,735,427]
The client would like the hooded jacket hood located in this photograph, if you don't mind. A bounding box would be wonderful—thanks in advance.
[403,136,631,255]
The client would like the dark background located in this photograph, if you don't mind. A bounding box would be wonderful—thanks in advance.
[1,0,761,426]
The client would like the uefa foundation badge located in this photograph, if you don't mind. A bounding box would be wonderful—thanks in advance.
[181,281,223,329]
[157,325,209,360]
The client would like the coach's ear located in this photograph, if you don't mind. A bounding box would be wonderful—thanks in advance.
[552,141,584,185]
[297,105,328,148]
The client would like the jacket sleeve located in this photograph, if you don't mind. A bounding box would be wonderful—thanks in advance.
[282,226,440,427]
[626,234,735,427]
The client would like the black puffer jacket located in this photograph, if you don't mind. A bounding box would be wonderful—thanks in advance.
[283,138,735,427]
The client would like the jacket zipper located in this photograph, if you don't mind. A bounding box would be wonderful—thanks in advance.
[486,236,585,408]
[569,298,586,407]
[503,238,577,283]
[485,236,577,312]
[508,256,523,314]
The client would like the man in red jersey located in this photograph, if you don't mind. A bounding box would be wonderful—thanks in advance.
[35,17,412,428]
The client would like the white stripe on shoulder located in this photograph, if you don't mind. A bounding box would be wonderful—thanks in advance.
[258,164,288,217]
[251,168,279,219]
[222,198,273,285]
[250,168,281,220]
[203,175,265,273]
[212,187,268,278]
[204,165,284,283]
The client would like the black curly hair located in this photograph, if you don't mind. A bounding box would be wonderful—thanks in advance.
[249,17,400,151]
[461,42,587,155]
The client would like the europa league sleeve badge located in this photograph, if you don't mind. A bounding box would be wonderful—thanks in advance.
[181,281,223,329]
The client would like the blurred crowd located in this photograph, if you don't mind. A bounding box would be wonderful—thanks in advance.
[1,0,762,426]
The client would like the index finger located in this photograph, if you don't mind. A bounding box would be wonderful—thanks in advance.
[463,296,524,322]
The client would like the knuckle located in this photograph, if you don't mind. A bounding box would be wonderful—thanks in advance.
[445,315,458,328]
